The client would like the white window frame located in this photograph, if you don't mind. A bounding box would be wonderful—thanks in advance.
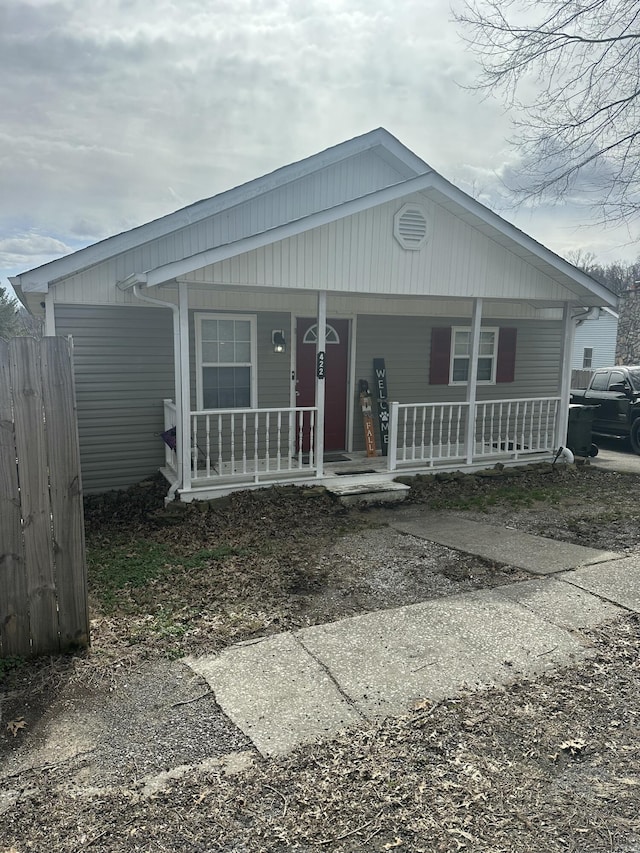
[195,313,258,410]
[582,347,593,369]
[449,326,499,385]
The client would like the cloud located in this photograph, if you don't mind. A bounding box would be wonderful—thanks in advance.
[1,0,637,298]
[0,233,74,270]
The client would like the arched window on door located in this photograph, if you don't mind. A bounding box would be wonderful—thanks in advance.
[302,324,341,344]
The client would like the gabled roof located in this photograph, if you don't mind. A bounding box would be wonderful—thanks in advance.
[10,127,617,310]
[10,128,428,293]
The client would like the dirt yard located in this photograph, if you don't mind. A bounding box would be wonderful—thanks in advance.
[2,462,640,851]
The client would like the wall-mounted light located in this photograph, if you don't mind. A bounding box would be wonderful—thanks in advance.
[272,330,286,353]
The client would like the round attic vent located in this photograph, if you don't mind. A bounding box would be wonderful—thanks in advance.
[393,203,429,250]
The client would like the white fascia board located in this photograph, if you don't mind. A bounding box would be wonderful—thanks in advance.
[425,173,618,310]
[143,172,437,286]
[12,129,425,292]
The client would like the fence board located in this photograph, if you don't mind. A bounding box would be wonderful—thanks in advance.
[42,338,89,649]
[9,338,59,655]
[0,340,30,656]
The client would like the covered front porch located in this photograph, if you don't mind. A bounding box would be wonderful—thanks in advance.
[153,285,570,502]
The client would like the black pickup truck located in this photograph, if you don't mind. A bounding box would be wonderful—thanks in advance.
[571,365,640,453]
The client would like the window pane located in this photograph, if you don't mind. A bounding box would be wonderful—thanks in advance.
[219,340,236,363]
[203,367,220,408]
[234,368,251,406]
[234,320,251,342]
[201,341,219,363]
[201,320,218,342]
[479,331,495,356]
[591,372,609,390]
[202,366,251,409]
[477,358,492,381]
[452,358,469,382]
[218,319,235,342]
[454,331,469,356]
[235,341,251,362]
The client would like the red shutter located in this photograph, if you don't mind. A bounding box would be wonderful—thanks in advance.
[496,328,517,383]
[430,327,452,384]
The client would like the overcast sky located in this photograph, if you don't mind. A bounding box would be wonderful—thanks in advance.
[2,0,638,300]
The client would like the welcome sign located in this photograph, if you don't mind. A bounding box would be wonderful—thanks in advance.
[373,358,389,456]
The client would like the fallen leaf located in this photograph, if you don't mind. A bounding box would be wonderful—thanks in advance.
[560,738,587,755]
[6,718,26,738]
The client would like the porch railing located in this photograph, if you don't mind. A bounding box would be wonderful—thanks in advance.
[388,402,469,468]
[190,406,318,482]
[388,397,560,470]
[473,397,560,460]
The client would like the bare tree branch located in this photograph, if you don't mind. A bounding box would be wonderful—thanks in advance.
[454,0,640,223]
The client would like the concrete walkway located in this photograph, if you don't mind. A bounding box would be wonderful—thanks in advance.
[187,518,639,757]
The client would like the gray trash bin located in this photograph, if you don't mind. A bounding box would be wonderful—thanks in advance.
[566,404,599,457]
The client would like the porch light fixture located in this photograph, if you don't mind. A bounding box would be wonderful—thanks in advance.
[272,330,286,353]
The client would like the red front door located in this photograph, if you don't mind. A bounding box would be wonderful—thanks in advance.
[296,318,349,453]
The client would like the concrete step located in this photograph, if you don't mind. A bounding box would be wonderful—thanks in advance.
[323,476,410,506]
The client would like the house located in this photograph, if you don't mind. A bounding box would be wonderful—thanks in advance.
[572,307,618,372]
[11,129,617,501]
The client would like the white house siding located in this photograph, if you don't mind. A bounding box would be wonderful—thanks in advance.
[38,149,408,308]
[352,315,562,451]
[571,311,618,369]
[185,194,575,305]
[53,304,175,493]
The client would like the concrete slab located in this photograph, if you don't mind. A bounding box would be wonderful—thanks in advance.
[495,577,622,629]
[590,444,640,475]
[297,588,590,719]
[567,556,640,612]
[185,633,363,758]
[390,514,620,575]
[324,477,410,506]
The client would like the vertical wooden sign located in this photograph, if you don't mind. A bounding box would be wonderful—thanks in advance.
[358,380,377,457]
[373,358,389,456]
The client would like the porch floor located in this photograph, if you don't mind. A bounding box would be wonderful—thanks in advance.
[164,448,556,502]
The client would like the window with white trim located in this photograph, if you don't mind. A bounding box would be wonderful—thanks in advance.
[450,327,498,384]
[582,347,593,369]
[196,314,257,409]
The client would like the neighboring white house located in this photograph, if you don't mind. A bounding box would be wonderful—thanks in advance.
[11,128,617,501]
[572,307,618,370]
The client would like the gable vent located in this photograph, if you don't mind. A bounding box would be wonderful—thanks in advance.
[393,203,430,250]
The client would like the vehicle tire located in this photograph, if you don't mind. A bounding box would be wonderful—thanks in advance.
[631,419,640,455]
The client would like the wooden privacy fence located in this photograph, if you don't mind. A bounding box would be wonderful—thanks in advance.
[0,336,89,658]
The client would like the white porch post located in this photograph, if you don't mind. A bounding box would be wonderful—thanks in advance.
[44,290,56,336]
[465,297,483,464]
[555,302,575,450]
[179,282,192,490]
[315,290,327,478]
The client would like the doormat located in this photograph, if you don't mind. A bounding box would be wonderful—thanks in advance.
[324,453,351,463]
[299,453,351,464]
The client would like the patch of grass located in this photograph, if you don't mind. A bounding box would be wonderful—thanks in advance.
[88,540,172,608]
[87,539,249,612]
[0,655,24,681]
[421,482,564,513]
